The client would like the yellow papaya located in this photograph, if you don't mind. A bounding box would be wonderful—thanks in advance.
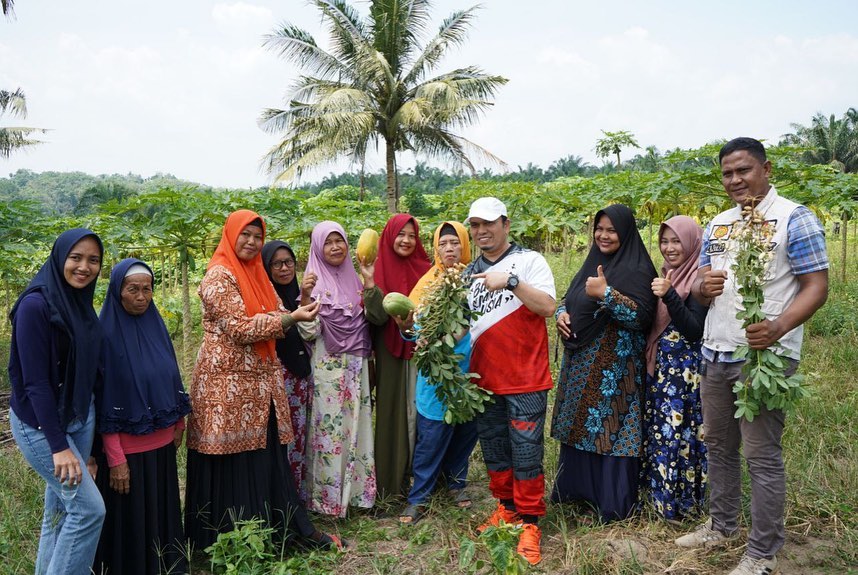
[382,292,416,319]
[355,228,379,264]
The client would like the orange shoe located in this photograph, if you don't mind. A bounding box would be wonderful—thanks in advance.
[476,502,521,534]
[517,523,542,565]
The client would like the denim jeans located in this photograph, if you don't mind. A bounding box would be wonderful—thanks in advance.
[10,401,106,575]
[407,413,478,505]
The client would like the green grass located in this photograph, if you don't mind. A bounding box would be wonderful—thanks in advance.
[2,241,857,574]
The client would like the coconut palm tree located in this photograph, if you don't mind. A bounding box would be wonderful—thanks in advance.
[260,0,508,212]
[1,88,47,159]
[2,0,14,17]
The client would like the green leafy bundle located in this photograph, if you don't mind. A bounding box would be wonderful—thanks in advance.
[413,263,493,424]
[730,206,810,421]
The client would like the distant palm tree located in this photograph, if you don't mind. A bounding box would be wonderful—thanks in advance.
[1,88,47,159]
[260,0,508,212]
[784,111,858,173]
[2,0,14,17]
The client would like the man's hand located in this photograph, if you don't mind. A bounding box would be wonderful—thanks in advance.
[585,265,608,300]
[746,318,784,350]
[701,269,728,299]
[52,448,82,486]
[651,269,674,298]
[471,271,509,291]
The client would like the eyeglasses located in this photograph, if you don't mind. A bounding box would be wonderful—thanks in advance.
[271,259,295,270]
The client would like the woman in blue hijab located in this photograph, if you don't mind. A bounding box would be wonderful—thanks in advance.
[92,258,191,575]
[8,228,107,575]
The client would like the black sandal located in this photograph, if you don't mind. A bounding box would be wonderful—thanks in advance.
[453,488,473,509]
[398,504,427,525]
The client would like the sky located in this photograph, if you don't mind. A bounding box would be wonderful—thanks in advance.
[2,0,858,188]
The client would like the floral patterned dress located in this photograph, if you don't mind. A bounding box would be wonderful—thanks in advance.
[283,366,313,503]
[303,323,376,517]
[643,324,707,519]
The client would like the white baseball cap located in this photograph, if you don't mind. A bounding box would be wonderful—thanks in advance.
[466,197,507,223]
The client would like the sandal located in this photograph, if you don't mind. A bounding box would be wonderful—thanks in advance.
[398,503,427,525]
[453,488,473,509]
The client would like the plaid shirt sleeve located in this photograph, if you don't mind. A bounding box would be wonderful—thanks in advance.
[698,222,713,268]
[787,206,829,275]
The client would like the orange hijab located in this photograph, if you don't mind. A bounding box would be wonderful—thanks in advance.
[207,209,280,361]
[409,221,472,306]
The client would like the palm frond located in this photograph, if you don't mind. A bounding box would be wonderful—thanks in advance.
[263,25,353,81]
[0,88,28,118]
[0,126,47,159]
[403,6,479,85]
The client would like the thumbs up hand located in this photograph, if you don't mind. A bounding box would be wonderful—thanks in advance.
[585,265,609,300]
[651,268,674,298]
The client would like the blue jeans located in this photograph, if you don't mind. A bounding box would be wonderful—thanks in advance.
[10,402,106,575]
[407,413,478,505]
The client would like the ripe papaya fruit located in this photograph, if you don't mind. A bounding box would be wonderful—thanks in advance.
[382,292,416,319]
[355,228,379,264]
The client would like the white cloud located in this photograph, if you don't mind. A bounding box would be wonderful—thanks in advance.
[212,2,275,31]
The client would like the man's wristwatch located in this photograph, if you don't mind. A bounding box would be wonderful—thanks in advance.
[505,273,519,291]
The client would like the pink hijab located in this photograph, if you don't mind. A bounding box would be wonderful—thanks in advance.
[645,215,704,376]
[307,221,372,357]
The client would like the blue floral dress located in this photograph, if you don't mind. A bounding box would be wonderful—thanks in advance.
[643,324,707,519]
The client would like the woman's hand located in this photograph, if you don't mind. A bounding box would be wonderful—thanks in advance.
[392,309,415,332]
[173,426,184,448]
[651,269,674,298]
[291,299,321,322]
[585,265,608,300]
[358,256,375,289]
[252,312,277,331]
[52,448,82,486]
[300,271,318,302]
[109,462,131,495]
[556,311,573,340]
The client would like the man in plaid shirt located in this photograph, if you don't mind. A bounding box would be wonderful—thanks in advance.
[676,138,829,575]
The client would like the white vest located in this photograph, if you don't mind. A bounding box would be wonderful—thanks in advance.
[703,186,804,359]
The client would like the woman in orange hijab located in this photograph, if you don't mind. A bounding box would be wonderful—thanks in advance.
[185,210,345,551]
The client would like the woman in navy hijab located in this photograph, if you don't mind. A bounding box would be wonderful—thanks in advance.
[8,228,107,575]
[93,258,191,575]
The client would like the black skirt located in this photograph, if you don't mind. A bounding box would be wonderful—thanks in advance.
[184,408,316,551]
[93,441,187,575]
[551,443,640,523]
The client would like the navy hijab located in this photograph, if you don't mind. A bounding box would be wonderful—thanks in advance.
[261,241,312,378]
[563,204,658,351]
[96,258,190,434]
[9,228,104,428]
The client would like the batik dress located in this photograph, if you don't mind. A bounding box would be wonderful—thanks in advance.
[551,288,649,521]
[643,288,708,519]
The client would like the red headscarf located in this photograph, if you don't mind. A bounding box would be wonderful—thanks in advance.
[374,214,431,359]
[207,209,280,361]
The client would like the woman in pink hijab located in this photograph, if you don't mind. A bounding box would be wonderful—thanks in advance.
[643,215,709,520]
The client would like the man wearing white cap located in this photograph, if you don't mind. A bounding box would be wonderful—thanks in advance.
[465,197,555,565]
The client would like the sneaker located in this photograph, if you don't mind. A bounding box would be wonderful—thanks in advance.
[476,502,521,534]
[675,518,736,548]
[728,554,778,575]
[516,523,542,565]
